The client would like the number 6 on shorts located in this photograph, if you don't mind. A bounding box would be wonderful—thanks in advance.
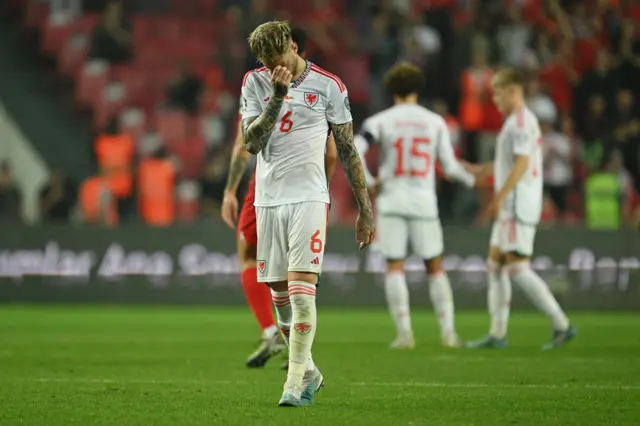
[310,230,323,253]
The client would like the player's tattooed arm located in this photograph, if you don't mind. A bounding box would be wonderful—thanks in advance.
[242,66,291,155]
[330,122,373,212]
[225,154,248,193]
[241,97,284,155]
[225,121,250,194]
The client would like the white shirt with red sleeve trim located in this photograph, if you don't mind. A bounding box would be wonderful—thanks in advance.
[494,106,543,225]
[240,61,352,207]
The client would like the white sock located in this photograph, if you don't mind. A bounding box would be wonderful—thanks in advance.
[507,261,570,331]
[262,324,278,340]
[286,281,317,390]
[428,272,456,339]
[384,272,412,336]
[270,289,291,347]
[487,260,511,339]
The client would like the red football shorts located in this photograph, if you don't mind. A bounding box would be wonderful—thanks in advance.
[237,173,258,246]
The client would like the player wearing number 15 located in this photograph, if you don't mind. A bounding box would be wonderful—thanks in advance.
[241,21,374,407]
[356,63,477,349]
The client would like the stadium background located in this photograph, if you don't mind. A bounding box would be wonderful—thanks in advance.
[0,0,638,304]
[1,2,640,425]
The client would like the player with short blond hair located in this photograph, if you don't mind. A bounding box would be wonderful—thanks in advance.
[242,20,374,406]
[356,62,477,349]
[221,29,337,371]
[466,68,576,350]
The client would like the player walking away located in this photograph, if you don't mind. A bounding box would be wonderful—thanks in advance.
[221,29,338,371]
[355,63,477,349]
[241,21,374,407]
[465,68,576,350]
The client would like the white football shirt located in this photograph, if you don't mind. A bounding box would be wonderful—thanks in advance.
[494,106,543,224]
[357,103,475,219]
[241,62,351,207]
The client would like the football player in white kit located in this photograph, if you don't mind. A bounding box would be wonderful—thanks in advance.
[465,68,576,350]
[241,21,374,407]
[355,63,477,349]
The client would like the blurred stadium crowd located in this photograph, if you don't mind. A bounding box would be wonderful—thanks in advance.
[0,0,639,228]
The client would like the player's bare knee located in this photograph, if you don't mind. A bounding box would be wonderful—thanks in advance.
[386,260,404,274]
[424,256,443,275]
[269,280,288,292]
[288,271,318,285]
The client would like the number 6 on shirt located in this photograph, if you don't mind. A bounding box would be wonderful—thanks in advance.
[393,137,431,177]
[280,111,293,132]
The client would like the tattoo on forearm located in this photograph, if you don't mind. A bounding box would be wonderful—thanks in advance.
[225,155,248,192]
[329,122,372,213]
[241,96,285,155]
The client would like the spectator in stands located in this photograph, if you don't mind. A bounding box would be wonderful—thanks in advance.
[496,4,532,68]
[585,149,635,229]
[366,7,400,110]
[138,147,175,227]
[542,119,573,218]
[79,172,117,227]
[580,94,611,172]
[94,117,135,219]
[612,89,640,190]
[615,20,640,97]
[526,78,557,124]
[575,50,618,125]
[166,61,204,115]
[39,169,76,222]
[200,150,234,218]
[0,161,21,222]
[89,0,132,64]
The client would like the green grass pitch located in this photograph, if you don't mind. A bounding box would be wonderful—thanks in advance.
[1,306,639,425]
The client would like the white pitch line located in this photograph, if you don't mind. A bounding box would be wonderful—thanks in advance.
[18,377,640,391]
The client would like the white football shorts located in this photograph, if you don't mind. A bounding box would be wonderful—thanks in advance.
[255,201,328,282]
[489,218,537,257]
[376,215,444,260]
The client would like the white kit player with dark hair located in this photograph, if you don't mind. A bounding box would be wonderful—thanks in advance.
[356,62,477,349]
[465,68,576,350]
[242,21,374,407]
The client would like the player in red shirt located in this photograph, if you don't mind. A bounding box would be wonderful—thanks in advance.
[221,29,338,370]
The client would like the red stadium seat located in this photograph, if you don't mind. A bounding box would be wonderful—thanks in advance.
[337,55,370,103]
[41,13,98,55]
[75,59,109,107]
[113,66,153,107]
[24,0,48,29]
[156,110,190,146]
[134,40,176,66]
[172,138,206,179]
[57,34,89,77]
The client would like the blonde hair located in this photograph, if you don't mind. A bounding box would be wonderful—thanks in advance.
[248,21,292,66]
[491,68,524,88]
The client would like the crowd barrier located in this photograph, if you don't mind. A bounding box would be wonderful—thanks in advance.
[1,224,639,309]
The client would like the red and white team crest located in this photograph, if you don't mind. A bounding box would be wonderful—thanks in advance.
[294,322,312,335]
[257,261,266,274]
[304,92,319,108]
